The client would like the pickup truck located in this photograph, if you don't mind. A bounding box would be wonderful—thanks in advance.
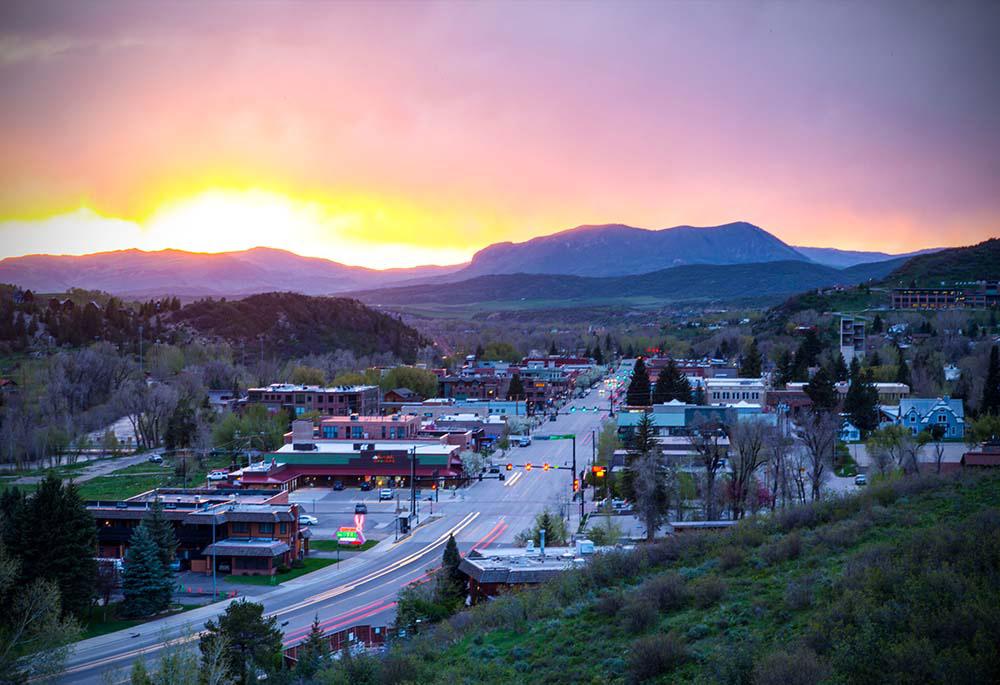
[510,435,531,447]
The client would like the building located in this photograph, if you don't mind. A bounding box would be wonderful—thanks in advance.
[891,281,999,310]
[839,316,866,363]
[961,443,1000,469]
[301,414,421,441]
[616,401,774,441]
[87,489,307,576]
[459,541,602,603]
[244,384,380,417]
[438,374,509,402]
[401,398,528,420]
[236,428,465,490]
[383,388,422,404]
[703,377,766,404]
[896,396,965,439]
[785,381,909,405]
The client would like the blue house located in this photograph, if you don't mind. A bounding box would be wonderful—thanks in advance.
[896,397,965,439]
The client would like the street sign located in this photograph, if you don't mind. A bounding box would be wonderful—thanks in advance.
[536,434,574,440]
[336,526,365,545]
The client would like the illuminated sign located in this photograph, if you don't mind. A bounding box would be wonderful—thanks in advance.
[336,526,366,546]
[372,454,396,464]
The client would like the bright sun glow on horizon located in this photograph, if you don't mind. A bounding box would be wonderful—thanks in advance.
[0,190,478,269]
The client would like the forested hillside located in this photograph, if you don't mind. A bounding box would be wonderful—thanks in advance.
[883,237,1000,286]
[169,292,429,362]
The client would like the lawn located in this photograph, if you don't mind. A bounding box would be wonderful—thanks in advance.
[76,455,233,501]
[224,557,339,586]
[80,602,202,640]
[309,538,379,553]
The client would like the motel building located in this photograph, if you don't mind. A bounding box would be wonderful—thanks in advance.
[234,421,466,491]
[87,488,308,577]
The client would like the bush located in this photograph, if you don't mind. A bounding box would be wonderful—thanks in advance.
[815,517,869,550]
[753,645,830,685]
[595,591,625,618]
[719,547,746,571]
[621,597,658,634]
[378,653,421,685]
[731,522,768,548]
[784,576,814,611]
[761,531,801,565]
[690,575,727,608]
[276,565,290,574]
[639,572,687,612]
[626,632,687,684]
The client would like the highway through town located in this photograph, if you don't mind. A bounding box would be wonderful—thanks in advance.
[60,389,614,683]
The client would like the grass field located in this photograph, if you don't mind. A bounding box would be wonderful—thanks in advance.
[76,455,232,501]
[79,602,202,640]
[223,557,339,586]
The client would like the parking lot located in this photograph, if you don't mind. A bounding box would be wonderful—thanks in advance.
[289,485,446,542]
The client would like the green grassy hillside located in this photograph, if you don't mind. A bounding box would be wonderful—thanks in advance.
[328,473,1000,684]
[884,237,1000,286]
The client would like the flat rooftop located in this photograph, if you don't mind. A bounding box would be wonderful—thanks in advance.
[249,383,378,393]
[275,440,457,456]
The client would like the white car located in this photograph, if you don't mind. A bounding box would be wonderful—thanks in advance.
[298,514,318,526]
[206,470,230,481]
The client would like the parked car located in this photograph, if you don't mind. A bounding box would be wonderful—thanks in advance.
[378,488,394,501]
[333,480,345,491]
[854,473,868,486]
[147,454,163,464]
[298,514,318,526]
[207,469,229,481]
[360,481,372,491]
[489,465,500,473]
[355,503,368,515]
[548,414,557,422]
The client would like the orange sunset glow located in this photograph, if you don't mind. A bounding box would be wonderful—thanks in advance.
[1,1,998,267]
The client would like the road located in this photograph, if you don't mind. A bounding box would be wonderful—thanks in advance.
[62,388,611,683]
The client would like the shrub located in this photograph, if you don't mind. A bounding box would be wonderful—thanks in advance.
[378,653,422,684]
[626,632,687,684]
[276,565,290,574]
[753,645,830,685]
[731,521,767,548]
[621,596,658,634]
[690,575,727,608]
[815,517,869,550]
[777,503,821,532]
[761,531,801,565]
[594,591,625,618]
[639,572,688,612]
[719,546,746,571]
[686,623,710,640]
[784,576,814,611]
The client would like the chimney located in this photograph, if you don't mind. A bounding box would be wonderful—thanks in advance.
[291,420,314,450]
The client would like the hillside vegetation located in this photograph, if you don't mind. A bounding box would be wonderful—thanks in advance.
[169,292,429,362]
[329,473,1000,684]
[883,237,1000,286]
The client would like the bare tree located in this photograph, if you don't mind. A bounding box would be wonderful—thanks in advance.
[688,414,730,520]
[763,423,794,508]
[795,411,837,501]
[727,419,768,519]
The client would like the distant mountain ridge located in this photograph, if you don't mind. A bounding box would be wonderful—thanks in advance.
[0,222,946,298]
[450,221,808,279]
[793,245,945,268]
[351,258,906,307]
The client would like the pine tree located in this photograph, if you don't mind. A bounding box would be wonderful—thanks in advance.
[832,353,849,382]
[440,533,464,604]
[844,370,879,436]
[895,345,912,387]
[122,524,173,618]
[982,345,1000,416]
[804,366,838,412]
[200,600,283,684]
[739,339,762,378]
[871,314,883,333]
[594,346,605,366]
[849,356,862,381]
[869,350,881,367]
[625,358,652,406]
[549,340,558,356]
[775,348,794,387]
[145,498,178,570]
[507,374,525,401]
[692,384,706,405]
[295,615,330,679]
[15,476,96,616]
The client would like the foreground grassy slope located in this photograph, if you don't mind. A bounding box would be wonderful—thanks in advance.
[370,474,1000,685]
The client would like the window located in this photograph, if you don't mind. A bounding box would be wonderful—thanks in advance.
[258,522,274,535]
[295,394,305,404]
[279,523,287,534]
[937,414,947,423]
[232,522,249,534]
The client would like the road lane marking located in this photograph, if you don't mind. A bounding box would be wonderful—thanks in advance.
[504,471,523,487]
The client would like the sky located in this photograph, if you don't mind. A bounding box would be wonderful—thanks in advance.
[0,1,998,268]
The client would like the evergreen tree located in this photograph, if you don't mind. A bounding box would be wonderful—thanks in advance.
[474,343,484,359]
[121,524,173,618]
[651,359,691,404]
[145,498,178,570]
[869,350,882,367]
[439,534,464,604]
[739,339,762,378]
[775,348,795,387]
[804,366,838,412]
[692,384,706,405]
[583,345,592,360]
[832,353,849,382]
[200,600,283,685]
[844,370,880,436]
[849,355,862,381]
[14,476,96,616]
[507,374,525,401]
[294,615,330,679]
[895,345,912,387]
[871,314,883,333]
[625,358,652,406]
[982,345,1000,416]
[594,346,605,366]
[549,340,558,356]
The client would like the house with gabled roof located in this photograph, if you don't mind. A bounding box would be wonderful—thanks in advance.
[896,396,965,439]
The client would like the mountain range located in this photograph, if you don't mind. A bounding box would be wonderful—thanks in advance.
[0,221,944,298]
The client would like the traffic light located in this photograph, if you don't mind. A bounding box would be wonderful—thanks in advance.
[506,463,513,471]
[573,478,580,492]
[543,462,550,471]
[525,462,532,471]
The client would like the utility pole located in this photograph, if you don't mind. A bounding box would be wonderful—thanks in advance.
[410,445,417,519]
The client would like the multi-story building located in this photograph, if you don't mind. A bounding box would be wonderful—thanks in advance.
[88,489,306,576]
[312,414,421,441]
[704,377,766,403]
[839,316,866,364]
[785,381,909,405]
[244,384,380,417]
[438,374,509,401]
[896,396,965,439]
[891,281,1000,310]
